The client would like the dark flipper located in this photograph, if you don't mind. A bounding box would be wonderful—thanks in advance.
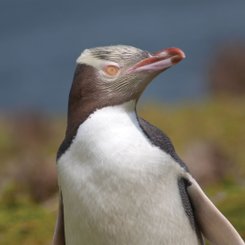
[178,178,204,244]
[53,193,66,245]
[138,118,187,169]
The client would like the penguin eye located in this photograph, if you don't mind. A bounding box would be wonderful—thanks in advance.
[103,65,120,76]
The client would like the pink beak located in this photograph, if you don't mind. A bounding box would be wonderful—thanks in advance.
[127,47,185,73]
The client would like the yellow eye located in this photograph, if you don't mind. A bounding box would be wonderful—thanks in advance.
[104,65,120,76]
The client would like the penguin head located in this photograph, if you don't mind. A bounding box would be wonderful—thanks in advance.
[66,45,185,137]
[73,45,185,104]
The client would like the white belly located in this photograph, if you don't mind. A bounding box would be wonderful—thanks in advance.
[57,102,199,245]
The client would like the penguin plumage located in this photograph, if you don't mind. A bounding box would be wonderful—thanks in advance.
[53,45,244,245]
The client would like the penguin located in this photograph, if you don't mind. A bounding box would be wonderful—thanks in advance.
[53,45,244,245]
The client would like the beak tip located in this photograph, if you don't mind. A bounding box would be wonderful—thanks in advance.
[156,47,186,64]
[172,51,186,64]
[179,50,186,59]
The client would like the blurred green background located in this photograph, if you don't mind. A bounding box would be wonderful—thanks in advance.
[0,0,245,244]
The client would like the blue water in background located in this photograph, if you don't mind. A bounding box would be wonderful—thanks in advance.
[1,0,245,112]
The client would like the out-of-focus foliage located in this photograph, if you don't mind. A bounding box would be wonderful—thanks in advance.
[0,197,56,245]
[209,42,245,97]
[0,98,244,244]
[140,98,245,177]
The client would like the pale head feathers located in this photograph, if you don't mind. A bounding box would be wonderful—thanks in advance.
[76,45,146,63]
[76,45,149,71]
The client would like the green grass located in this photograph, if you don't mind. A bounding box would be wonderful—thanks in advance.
[0,200,55,245]
[205,183,245,238]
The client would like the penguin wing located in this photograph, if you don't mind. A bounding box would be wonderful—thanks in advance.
[53,193,66,245]
[186,174,244,245]
[138,118,187,169]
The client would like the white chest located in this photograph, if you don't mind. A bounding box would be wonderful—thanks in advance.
[57,102,199,245]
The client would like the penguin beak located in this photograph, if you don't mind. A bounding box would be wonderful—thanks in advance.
[127,47,185,74]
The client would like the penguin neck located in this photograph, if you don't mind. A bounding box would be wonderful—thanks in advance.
[56,98,138,160]
[57,65,141,160]
[64,64,141,146]
[66,99,137,141]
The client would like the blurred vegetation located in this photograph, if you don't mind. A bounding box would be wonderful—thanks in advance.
[140,97,245,177]
[0,98,244,244]
[209,42,245,97]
